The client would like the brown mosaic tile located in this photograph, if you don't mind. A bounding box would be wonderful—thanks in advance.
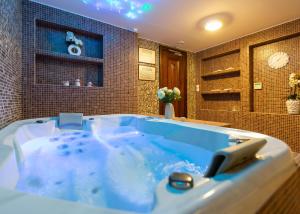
[137,38,197,118]
[197,18,300,153]
[137,39,160,115]
[22,0,138,118]
[0,0,22,128]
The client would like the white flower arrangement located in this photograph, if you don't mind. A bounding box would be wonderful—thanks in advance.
[157,87,181,103]
[288,73,300,100]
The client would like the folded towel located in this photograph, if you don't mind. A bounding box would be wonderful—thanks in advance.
[205,138,267,177]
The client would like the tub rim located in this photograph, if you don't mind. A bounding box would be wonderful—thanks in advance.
[0,114,297,214]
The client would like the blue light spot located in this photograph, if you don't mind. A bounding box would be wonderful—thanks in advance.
[126,11,137,19]
[81,0,156,19]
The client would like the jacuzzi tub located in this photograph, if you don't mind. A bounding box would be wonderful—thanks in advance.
[0,114,296,214]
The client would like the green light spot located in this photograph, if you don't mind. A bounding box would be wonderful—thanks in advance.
[141,3,153,12]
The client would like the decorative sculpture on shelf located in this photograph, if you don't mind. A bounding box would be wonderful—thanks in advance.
[66,31,83,56]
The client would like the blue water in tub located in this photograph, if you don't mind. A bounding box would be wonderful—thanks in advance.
[16,125,213,213]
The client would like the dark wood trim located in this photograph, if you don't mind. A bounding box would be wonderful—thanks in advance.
[159,46,187,117]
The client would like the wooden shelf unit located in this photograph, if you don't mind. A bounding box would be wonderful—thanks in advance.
[201,89,241,95]
[200,49,241,111]
[201,68,240,78]
[34,19,104,87]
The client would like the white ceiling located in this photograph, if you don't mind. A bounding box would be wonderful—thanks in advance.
[31,0,300,52]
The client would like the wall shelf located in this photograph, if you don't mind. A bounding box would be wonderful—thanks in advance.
[202,49,240,61]
[34,83,103,89]
[201,68,240,78]
[34,20,104,87]
[200,49,241,111]
[201,89,241,95]
[35,49,104,64]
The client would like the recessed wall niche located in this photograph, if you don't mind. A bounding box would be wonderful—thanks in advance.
[200,49,241,111]
[34,20,104,87]
[251,33,300,114]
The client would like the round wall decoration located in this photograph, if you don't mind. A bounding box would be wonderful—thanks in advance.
[68,44,81,56]
[268,52,289,69]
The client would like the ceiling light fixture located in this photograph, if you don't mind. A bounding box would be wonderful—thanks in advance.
[204,20,223,32]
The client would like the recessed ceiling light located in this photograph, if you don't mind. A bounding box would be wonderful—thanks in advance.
[133,28,138,32]
[204,20,223,32]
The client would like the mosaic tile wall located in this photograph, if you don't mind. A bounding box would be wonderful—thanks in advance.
[252,35,300,113]
[137,39,160,115]
[186,52,197,119]
[22,0,138,118]
[0,0,22,128]
[197,18,300,152]
[137,38,197,118]
[200,51,241,111]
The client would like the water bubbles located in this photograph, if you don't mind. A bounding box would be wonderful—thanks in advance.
[16,128,211,213]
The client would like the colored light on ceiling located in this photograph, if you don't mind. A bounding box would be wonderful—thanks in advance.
[81,0,155,19]
[204,20,223,31]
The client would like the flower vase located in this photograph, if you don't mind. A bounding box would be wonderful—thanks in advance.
[165,103,175,119]
[286,100,300,115]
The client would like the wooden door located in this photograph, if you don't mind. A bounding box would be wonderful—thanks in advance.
[159,46,187,117]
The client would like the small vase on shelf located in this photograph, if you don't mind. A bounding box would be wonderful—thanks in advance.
[75,79,81,87]
[165,103,175,119]
[286,73,300,115]
[62,81,69,86]
[286,100,300,115]
[87,82,93,87]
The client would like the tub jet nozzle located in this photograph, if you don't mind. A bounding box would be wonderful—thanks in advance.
[168,172,194,190]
